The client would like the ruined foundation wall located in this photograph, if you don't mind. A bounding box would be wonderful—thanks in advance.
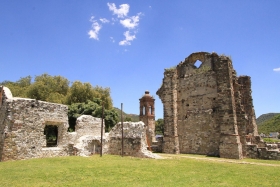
[0,87,10,160]
[105,121,158,158]
[0,87,69,161]
[73,115,104,156]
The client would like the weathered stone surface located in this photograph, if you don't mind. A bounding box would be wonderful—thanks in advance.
[0,88,158,161]
[156,52,266,159]
[75,115,104,137]
[0,87,69,161]
[72,115,104,156]
[105,121,160,159]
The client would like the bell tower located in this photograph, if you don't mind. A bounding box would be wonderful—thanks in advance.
[139,90,155,144]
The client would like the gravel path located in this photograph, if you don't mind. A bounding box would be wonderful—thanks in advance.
[157,153,280,167]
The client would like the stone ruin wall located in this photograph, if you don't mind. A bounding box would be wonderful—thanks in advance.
[0,87,157,161]
[0,87,70,161]
[69,115,105,156]
[157,52,262,159]
[105,121,159,158]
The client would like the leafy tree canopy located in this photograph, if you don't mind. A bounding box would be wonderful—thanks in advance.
[1,74,113,109]
[26,74,70,103]
[155,118,164,135]
[0,76,32,98]
[1,74,116,131]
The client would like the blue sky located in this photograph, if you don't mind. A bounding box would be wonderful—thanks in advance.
[1,1,279,119]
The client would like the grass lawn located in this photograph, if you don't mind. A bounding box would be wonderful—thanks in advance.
[0,154,279,187]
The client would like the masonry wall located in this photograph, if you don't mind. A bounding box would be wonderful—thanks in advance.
[157,52,258,159]
[73,115,104,156]
[105,121,158,158]
[0,88,70,161]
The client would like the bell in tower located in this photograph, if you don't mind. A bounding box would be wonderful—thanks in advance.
[139,90,156,145]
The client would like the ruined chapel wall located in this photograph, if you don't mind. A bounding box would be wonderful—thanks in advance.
[0,89,69,161]
[176,55,220,156]
[157,70,179,154]
[213,55,243,159]
[238,76,258,136]
[157,52,247,159]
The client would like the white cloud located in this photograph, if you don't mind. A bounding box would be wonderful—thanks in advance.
[110,37,115,43]
[88,16,101,40]
[88,3,142,46]
[273,67,280,72]
[100,18,109,23]
[120,14,141,29]
[119,31,136,46]
[107,3,129,18]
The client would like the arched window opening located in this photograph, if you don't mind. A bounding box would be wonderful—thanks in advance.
[149,106,152,115]
[194,60,202,68]
[143,106,146,115]
[44,125,58,147]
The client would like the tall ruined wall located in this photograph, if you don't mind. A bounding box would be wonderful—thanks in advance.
[157,52,257,159]
[176,53,220,156]
[237,76,258,136]
[0,87,69,161]
[213,54,242,159]
[157,70,179,154]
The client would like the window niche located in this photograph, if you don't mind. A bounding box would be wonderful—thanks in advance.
[44,125,58,147]
[194,60,202,68]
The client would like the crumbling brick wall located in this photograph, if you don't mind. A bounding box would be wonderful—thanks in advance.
[157,52,258,159]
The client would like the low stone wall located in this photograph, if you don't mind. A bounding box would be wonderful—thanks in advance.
[245,144,280,160]
[0,87,158,161]
[105,121,159,158]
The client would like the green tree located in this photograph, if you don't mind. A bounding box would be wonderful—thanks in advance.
[0,76,32,97]
[66,81,94,104]
[26,74,69,103]
[124,117,132,122]
[92,86,113,109]
[155,118,164,135]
